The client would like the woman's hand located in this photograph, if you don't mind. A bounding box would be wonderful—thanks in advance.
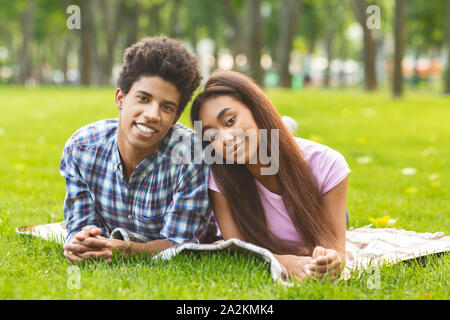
[305,246,346,281]
[274,254,315,282]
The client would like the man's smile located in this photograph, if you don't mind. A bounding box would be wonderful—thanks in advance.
[135,122,158,137]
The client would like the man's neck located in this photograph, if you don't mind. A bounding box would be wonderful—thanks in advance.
[117,132,157,183]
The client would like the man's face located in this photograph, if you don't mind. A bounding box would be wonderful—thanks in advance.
[115,75,181,156]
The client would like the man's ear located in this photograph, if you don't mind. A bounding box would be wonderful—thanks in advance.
[115,88,124,110]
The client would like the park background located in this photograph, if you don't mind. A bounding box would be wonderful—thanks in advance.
[0,0,448,299]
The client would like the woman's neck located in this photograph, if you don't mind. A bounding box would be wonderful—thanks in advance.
[246,163,281,195]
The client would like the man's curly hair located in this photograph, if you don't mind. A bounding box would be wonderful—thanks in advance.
[117,36,202,115]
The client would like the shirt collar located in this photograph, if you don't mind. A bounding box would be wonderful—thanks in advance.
[111,125,176,177]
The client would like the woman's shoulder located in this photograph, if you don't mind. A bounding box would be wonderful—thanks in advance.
[292,136,351,194]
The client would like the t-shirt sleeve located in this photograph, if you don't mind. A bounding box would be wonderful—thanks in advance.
[319,148,351,195]
[208,168,222,193]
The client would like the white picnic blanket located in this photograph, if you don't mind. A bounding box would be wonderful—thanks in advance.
[16,222,450,286]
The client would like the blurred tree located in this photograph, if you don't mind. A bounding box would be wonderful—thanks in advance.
[276,0,302,88]
[246,0,264,86]
[98,0,125,85]
[220,0,244,63]
[392,0,405,97]
[78,0,96,85]
[445,0,450,94]
[352,0,377,91]
[18,0,35,84]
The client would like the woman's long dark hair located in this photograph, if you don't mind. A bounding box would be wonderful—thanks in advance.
[191,70,337,256]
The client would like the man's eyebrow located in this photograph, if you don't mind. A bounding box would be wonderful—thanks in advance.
[136,90,152,97]
[136,90,178,108]
[217,107,231,121]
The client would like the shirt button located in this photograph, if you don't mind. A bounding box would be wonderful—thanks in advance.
[128,215,132,220]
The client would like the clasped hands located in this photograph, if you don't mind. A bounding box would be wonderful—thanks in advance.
[277,246,345,282]
[63,225,114,264]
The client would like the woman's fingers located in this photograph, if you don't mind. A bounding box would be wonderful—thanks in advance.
[314,250,338,265]
[312,246,327,259]
[305,261,340,275]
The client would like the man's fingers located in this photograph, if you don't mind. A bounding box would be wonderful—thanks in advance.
[77,250,113,261]
[64,250,84,264]
[80,237,112,249]
[75,226,102,241]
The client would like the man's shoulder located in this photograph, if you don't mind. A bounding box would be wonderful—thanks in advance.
[64,119,118,151]
[164,122,198,152]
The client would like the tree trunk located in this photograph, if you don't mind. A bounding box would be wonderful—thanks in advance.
[221,0,242,64]
[445,0,450,94]
[247,0,264,86]
[392,0,405,97]
[276,0,302,88]
[125,1,140,48]
[79,0,95,86]
[18,0,35,85]
[353,0,377,91]
[324,30,335,87]
[169,0,182,37]
[149,3,165,35]
[101,0,125,85]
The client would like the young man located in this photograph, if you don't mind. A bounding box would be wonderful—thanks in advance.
[60,36,215,264]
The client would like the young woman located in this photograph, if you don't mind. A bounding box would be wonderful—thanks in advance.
[190,70,350,281]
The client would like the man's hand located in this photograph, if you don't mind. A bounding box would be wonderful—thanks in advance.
[274,254,314,282]
[305,246,345,281]
[63,226,113,264]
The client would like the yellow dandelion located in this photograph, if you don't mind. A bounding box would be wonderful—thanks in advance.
[356,137,367,145]
[369,215,394,228]
[340,108,351,118]
[13,163,26,171]
[430,180,441,187]
[308,135,323,143]
[405,187,417,194]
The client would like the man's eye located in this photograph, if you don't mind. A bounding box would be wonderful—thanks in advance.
[161,105,173,112]
[138,96,148,102]
[226,116,235,126]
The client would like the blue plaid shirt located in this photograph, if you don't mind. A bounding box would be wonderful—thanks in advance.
[59,119,214,244]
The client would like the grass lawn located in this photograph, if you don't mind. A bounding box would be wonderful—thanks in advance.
[0,85,448,299]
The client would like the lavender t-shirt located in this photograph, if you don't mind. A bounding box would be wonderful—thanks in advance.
[208,136,351,243]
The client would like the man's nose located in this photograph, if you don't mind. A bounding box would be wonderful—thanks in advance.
[143,101,161,122]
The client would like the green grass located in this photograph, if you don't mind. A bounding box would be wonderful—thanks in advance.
[0,85,448,299]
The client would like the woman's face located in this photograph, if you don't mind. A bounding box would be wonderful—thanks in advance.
[198,95,259,164]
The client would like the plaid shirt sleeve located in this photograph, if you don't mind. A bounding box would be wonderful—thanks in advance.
[59,142,99,242]
[160,163,211,244]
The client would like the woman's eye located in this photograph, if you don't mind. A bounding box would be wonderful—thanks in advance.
[226,116,235,126]
[205,135,215,142]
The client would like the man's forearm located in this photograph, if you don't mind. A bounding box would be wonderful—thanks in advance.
[110,238,174,256]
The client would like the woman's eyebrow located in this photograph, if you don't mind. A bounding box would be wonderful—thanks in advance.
[217,107,231,121]
[202,125,212,135]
